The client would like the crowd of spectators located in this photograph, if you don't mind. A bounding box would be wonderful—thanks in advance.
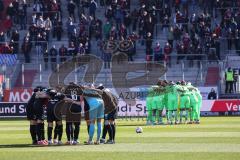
[0,0,239,66]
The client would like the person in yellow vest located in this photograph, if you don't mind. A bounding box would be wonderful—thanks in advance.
[225,67,234,93]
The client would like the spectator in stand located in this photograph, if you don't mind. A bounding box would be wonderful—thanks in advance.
[44,17,52,41]
[176,41,184,64]
[95,19,103,40]
[59,44,67,63]
[145,32,153,61]
[68,41,77,56]
[68,0,76,22]
[154,42,163,62]
[208,88,217,100]
[11,30,20,54]
[35,33,43,57]
[6,3,15,21]
[49,45,58,72]
[43,49,48,70]
[0,32,5,42]
[1,42,13,54]
[21,37,32,63]
[114,5,123,31]
[103,20,112,39]
[164,42,172,67]
[67,18,76,38]
[18,5,26,30]
[53,17,63,41]
[33,0,43,16]
[89,0,97,18]
[167,26,174,47]
[77,43,86,55]
[233,69,239,93]
[4,16,13,38]
[0,0,4,20]
[123,10,131,33]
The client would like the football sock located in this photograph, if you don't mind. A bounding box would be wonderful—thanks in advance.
[167,111,172,122]
[180,111,183,122]
[66,122,72,141]
[173,111,178,122]
[89,123,95,141]
[185,110,188,121]
[158,110,162,123]
[147,110,152,122]
[74,122,80,141]
[152,110,156,123]
[111,124,116,141]
[47,126,53,141]
[166,110,169,121]
[97,122,102,141]
[108,124,113,140]
[36,123,41,141]
[102,124,108,139]
[53,125,58,140]
[87,124,90,134]
[58,125,63,141]
[30,125,37,142]
[40,123,45,140]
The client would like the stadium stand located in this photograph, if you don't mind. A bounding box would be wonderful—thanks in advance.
[0,0,240,101]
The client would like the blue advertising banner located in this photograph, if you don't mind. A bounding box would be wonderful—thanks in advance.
[0,102,27,117]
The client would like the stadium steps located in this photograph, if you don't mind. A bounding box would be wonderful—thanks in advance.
[204,67,220,86]
[31,65,202,88]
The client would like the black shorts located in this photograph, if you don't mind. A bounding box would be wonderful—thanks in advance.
[104,109,117,120]
[65,103,82,123]
[26,107,36,120]
[70,103,82,113]
[84,98,90,121]
[33,105,44,120]
[27,112,37,120]
[47,105,61,122]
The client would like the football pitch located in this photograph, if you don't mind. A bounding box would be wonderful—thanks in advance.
[0,117,240,160]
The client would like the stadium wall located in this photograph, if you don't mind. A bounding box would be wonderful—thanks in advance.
[0,99,240,118]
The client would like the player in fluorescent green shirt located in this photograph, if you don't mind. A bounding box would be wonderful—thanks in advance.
[187,82,199,124]
[146,87,156,125]
[195,88,202,124]
[151,86,159,125]
[179,81,190,123]
[154,82,166,125]
[165,81,180,124]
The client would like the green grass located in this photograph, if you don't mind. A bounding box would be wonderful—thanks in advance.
[0,117,240,160]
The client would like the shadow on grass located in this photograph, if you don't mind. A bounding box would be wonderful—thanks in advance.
[0,144,66,149]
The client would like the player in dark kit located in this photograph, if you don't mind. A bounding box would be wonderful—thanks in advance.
[100,108,117,144]
[33,87,49,145]
[46,89,65,145]
[26,87,40,145]
[97,85,118,144]
[64,83,83,145]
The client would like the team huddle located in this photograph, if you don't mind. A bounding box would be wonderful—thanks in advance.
[26,83,118,146]
[146,80,202,125]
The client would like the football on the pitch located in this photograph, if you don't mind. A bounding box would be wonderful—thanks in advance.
[136,127,143,133]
